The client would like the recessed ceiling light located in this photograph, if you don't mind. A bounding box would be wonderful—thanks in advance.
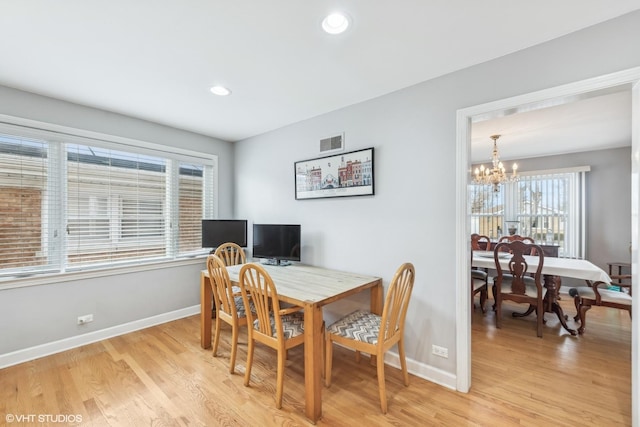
[322,12,350,35]
[210,85,231,96]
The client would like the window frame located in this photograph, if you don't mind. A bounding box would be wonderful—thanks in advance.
[469,166,589,258]
[0,114,218,289]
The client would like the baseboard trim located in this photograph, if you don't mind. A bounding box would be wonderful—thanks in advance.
[0,305,200,369]
[385,351,457,390]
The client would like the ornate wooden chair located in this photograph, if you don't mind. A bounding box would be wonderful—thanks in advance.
[325,263,415,414]
[492,234,538,309]
[214,241,246,266]
[206,255,253,374]
[494,240,546,337]
[470,234,490,314]
[569,275,632,334]
[239,263,305,409]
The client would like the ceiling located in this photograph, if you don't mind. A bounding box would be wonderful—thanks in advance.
[1,1,638,149]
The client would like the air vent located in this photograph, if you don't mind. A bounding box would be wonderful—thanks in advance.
[319,133,344,153]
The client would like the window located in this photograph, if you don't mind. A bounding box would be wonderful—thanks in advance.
[0,123,216,280]
[470,167,589,258]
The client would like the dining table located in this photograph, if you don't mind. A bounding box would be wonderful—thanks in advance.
[472,251,611,335]
[200,262,383,423]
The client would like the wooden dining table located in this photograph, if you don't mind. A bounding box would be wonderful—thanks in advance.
[200,262,383,423]
[472,251,611,335]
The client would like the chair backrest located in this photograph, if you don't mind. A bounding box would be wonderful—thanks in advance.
[206,254,239,318]
[239,263,282,340]
[471,234,491,251]
[380,263,415,344]
[214,242,246,266]
[494,240,544,295]
[497,235,536,254]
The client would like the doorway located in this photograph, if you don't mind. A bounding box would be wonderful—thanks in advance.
[454,67,640,425]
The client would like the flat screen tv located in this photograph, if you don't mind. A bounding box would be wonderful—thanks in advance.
[201,219,248,249]
[252,224,301,265]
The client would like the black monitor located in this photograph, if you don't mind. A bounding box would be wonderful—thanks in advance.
[201,219,248,249]
[252,224,301,265]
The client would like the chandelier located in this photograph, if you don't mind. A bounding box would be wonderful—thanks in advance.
[473,134,518,192]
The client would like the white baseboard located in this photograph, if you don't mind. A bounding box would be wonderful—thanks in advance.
[385,351,457,390]
[0,305,200,369]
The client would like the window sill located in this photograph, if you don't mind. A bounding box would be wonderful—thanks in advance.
[0,256,207,291]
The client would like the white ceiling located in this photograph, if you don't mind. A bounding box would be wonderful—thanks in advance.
[1,1,638,148]
[470,88,632,163]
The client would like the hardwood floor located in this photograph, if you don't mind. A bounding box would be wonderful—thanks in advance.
[1,297,631,426]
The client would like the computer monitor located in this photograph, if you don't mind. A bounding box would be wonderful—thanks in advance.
[252,224,301,265]
[201,219,248,249]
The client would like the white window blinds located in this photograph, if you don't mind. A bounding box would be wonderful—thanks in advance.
[0,122,217,280]
[470,167,588,258]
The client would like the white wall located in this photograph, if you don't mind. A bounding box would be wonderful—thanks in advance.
[0,86,234,360]
[234,11,640,382]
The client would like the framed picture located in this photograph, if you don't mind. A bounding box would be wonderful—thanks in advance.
[294,147,374,200]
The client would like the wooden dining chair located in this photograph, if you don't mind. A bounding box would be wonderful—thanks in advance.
[494,241,546,337]
[239,263,305,409]
[569,275,632,334]
[324,262,415,414]
[471,233,491,251]
[214,241,246,266]
[206,254,253,374]
[492,234,538,309]
[470,234,490,314]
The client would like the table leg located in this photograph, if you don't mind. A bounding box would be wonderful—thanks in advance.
[303,303,323,423]
[543,274,577,336]
[200,272,212,349]
[369,280,384,366]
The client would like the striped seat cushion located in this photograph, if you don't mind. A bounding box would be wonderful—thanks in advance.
[233,296,255,318]
[326,310,381,345]
[253,312,305,339]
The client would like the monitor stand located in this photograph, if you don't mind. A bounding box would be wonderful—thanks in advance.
[264,258,291,266]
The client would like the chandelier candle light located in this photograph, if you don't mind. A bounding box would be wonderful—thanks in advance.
[473,134,518,192]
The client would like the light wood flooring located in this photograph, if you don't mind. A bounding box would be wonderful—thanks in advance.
[1,296,632,426]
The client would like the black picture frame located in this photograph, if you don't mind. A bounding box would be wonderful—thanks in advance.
[294,147,374,200]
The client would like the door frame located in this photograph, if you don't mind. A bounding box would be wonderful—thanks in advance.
[455,66,640,426]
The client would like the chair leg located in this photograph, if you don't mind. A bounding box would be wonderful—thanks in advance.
[324,336,333,387]
[573,295,581,322]
[355,350,361,363]
[495,294,502,329]
[577,303,592,334]
[492,282,497,311]
[536,304,543,338]
[398,338,409,387]
[212,315,222,357]
[479,287,487,314]
[229,324,239,374]
[244,338,255,387]
[275,348,285,409]
[376,350,388,414]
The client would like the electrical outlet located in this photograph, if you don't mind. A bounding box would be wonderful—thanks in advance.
[77,314,94,325]
[432,344,448,358]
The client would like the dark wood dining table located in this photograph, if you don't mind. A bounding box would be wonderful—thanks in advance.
[472,252,611,335]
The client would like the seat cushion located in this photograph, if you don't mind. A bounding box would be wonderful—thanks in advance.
[472,277,487,292]
[253,311,304,339]
[234,295,255,318]
[495,274,541,297]
[575,286,632,305]
[326,310,381,345]
[471,269,488,280]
